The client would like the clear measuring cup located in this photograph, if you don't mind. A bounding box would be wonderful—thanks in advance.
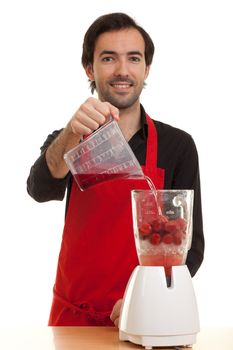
[64,119,144,190]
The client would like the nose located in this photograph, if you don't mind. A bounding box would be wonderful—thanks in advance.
[114,57,129,77]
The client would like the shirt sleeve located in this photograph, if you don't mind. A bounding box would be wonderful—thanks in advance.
[26,130,71,202]
[172,134,205,277]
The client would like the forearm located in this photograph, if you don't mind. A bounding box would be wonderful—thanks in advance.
[171,134,205,276]
[186,178,204,277]
[45,126,81,179]
[186,237,204,277]
[27,151,70,202]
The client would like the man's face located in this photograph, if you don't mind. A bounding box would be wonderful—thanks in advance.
[85,28,150,110]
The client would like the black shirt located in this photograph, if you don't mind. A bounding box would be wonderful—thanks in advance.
[27,105,204,277]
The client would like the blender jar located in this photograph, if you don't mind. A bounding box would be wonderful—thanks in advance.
[131,190,194,277]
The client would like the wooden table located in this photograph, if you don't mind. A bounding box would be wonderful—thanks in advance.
[0,327,233,350]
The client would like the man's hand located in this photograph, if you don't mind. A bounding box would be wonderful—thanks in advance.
[110,299,123,327]
[67,97,119,136]
[45,97,119,179]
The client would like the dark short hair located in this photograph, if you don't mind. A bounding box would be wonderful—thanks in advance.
[81,13,155,93]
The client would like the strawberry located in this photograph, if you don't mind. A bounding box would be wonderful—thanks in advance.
[139,223,152,236]
[162,233,174,244]
[173,231,183,245]
[164,220,180,233]
[176,218,187,230]
[150,233,161,245]
[151,215,168,232]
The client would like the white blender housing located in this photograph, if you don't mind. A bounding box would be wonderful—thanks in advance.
[119,190,200,349]
[119,265,199,348]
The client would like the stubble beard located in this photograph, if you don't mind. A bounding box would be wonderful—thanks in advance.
[102,91,141,109]
[96,82,144,110]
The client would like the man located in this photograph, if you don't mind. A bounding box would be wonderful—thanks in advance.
[27,13,204,327]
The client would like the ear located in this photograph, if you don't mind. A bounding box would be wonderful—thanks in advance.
[144,65,150,80]
[85,64,94,80]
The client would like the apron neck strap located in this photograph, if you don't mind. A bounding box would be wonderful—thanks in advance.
[145,114,158,170]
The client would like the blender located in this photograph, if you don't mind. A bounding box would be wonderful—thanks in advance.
[119,190,200,349]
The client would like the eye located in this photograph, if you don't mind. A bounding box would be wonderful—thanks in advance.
[102,56,114,62]
[129,56,141,62]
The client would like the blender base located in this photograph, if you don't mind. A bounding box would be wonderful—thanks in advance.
[119,265,199,349]
[119,330,196,349]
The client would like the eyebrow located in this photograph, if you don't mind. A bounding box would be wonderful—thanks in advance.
[99,50,143,57]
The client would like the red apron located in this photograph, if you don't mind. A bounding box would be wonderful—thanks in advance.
[48,114,164,326]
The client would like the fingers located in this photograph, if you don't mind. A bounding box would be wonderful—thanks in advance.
[110,299,123,328]
[69,97,119,136]
[113,316,119,328]
[104,101,120,121]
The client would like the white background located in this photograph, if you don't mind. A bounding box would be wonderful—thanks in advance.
[0,0,232,327]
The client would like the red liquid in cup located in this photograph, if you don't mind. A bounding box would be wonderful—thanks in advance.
[74,172,130,190]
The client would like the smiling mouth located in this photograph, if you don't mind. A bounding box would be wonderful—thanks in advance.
[110,82,133,89]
